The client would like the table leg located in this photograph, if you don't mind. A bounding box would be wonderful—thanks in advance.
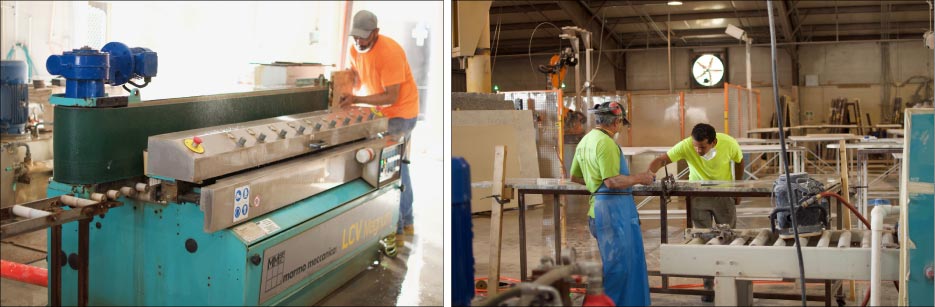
[50,225,62,307]
[861,153,868,222]
[660,194,669,289]
[78,219,89,306]
[518,192,527,281]
[685,197,692,229]
[553,194,562,264]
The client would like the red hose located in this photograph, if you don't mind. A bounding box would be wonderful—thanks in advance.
[819,192,871,229]
[0,259,47,287]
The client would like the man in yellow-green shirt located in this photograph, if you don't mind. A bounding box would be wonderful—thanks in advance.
[570,101,654,306]
[646,123,744,228]
[646,123,743,303]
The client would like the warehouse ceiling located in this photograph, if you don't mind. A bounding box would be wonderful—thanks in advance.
[489,0,932,56]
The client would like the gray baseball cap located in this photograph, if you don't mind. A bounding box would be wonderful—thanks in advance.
[350,10,378,38]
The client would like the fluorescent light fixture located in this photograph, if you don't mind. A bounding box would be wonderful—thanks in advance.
[725,24,746,40]
[667,1,683,5]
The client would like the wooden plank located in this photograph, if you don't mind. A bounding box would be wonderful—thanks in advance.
[487,146,507,295]
[330,70,355,111]
[839,139,857,302]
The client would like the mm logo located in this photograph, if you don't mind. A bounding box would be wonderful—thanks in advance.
[267,251,285,270]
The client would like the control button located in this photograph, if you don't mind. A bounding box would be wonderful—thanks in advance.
[256,133,267,143]
[343,118,351,125]
[297,126,306,135]
[329,120,337,128]
[278,130,287,139]
[236,137,247,147]
[314,123,322,131]
[357,115,363,123]
[183,137,205,154]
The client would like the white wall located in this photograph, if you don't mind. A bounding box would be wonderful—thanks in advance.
[0,1,82,80]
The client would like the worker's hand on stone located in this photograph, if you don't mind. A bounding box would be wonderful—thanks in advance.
[339,95,355,109]
[633,172,654,185]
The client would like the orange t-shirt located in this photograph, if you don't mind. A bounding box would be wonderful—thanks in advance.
[349,35,420,119]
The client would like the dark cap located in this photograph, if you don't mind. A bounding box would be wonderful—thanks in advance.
[591,101,629,125]
[351,10,378,38]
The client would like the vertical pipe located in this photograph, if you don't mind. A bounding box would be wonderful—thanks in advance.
[518,192,527,281]
[626,92,633,146]
[667,20,672,94]
[757,91,762,128]
[724,82,730,134]
[745,39,752,132]
[553,195,562,264]
[870,205,899,306]
[585,31,592,110]
[679,91,685,139]
[660,194,668,289]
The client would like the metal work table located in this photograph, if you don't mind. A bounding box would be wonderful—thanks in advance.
[826,143,903,225]
[472,176,842,300]
[746,127,792,138]
[788,134,862,174]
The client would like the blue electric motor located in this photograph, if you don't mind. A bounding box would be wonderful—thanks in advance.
[452,157,475,306]
[46,42,157,99]
[0,60,29,134]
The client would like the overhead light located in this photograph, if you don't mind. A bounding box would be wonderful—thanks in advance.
[667,1,683,5]
[725,24,746,41]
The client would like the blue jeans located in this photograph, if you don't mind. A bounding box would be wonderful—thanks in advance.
[388,117,417,233]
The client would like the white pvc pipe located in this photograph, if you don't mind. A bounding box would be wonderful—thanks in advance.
[870,205,900,307]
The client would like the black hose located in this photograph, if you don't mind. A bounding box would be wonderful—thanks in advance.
[766,2,808,306]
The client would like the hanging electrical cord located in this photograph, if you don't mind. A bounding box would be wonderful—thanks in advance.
[766,1,807,306]
[491,13,503,75]
[528,22,563,84]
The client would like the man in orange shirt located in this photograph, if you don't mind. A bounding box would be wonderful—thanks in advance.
[340,10,420,237]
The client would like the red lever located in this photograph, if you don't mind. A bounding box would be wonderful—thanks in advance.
[193,136,202,145]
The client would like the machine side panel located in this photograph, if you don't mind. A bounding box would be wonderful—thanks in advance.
[244,183,400,305]
[54,88,328,184]
[48,181,249,306]
[905,111,934,306]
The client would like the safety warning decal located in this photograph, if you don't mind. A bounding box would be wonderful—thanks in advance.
[233,185,251,222]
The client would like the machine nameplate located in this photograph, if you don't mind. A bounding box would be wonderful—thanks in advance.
[233,218,283,243]
[258,193,395,303]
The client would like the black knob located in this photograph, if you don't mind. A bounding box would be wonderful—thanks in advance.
[329,120,337,128]
[343,118,351,125]
[250,254,261,266]
[257,133,267,142]
[297,126,306,135]
[237,137,247,147]
[185,238,198,253]
[278,130,287,139]
[314,123,322,131]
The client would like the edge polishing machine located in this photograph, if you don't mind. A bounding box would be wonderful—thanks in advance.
[39,43,404,305]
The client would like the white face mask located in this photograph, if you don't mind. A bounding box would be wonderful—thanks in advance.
[354,42,372,54]
[701,148,717,161]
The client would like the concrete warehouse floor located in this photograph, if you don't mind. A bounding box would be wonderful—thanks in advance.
[0,120,444,306]
[470,164,902,306]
